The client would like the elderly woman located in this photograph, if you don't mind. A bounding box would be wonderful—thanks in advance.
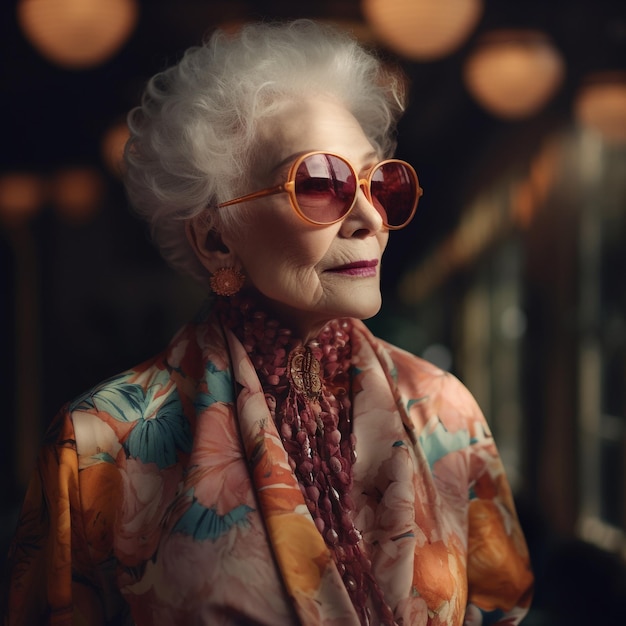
[3,20,532,626]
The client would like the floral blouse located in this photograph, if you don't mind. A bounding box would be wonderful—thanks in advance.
[3,309,533,625]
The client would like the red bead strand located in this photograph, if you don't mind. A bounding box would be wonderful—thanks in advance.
[219,295,397,626]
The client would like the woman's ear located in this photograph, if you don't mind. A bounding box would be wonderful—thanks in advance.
[185,213,239,274]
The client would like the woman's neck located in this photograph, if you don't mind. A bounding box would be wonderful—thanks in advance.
[225,289,334,344]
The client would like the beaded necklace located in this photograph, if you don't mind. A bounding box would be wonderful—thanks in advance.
[218,295,396,626]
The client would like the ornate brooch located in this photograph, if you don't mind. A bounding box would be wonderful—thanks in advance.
[287,346,322,400]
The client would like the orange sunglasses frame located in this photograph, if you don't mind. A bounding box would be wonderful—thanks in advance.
[217,150,423,230]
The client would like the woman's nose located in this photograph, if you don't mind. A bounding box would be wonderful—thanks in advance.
[340,183,384,237]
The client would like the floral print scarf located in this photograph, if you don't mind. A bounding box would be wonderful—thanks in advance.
[2,303,533,625]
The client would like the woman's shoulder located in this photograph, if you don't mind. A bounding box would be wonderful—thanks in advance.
[351,319,486,431]
[67,314,226,413]
[56,317,222,459]
[351,318,453,385]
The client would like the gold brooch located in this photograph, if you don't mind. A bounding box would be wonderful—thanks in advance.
[288,346,322,400]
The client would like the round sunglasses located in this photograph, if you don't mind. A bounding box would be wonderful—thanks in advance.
[217,151,423,230]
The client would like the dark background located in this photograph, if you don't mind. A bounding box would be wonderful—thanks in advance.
[2,2,626,624]
[2,0,625,275]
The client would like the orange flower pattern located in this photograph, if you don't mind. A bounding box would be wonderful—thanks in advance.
[2,311,533,625]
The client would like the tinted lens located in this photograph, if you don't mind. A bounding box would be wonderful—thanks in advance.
[293,154,356,224]
[370,161,418,228]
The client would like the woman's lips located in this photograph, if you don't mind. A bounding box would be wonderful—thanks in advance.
[327,259,379,277]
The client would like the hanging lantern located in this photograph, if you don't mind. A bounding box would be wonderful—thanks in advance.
[362,0,483,61]
[17,0,139,69]
[0,172,45,225]
[463,30,565,119]
[50,167,104,222]
[574,72,626,145]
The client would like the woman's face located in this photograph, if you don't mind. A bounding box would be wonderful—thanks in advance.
[221,96,390,338]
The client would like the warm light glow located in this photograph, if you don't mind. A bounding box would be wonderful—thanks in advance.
[511,136,561,229]
[0,172,45,224]
[101,120,130,177]
[17,0,139,69]
[463,30,565,119]
[575,72,626,145]
[319,19,376,46]
[51,167,104,222]
[362,0,483,60]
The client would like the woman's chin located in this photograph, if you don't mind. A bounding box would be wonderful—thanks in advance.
[244,286,382,338]
[322,297,383,325]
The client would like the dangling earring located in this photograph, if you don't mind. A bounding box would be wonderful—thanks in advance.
[209,267,245,296]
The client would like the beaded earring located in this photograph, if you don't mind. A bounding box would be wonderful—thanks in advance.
[209,267,245,296]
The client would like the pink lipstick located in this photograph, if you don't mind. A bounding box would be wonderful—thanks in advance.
[328,259,378,277]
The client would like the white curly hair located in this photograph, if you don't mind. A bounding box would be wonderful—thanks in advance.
[123,19,407,283]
